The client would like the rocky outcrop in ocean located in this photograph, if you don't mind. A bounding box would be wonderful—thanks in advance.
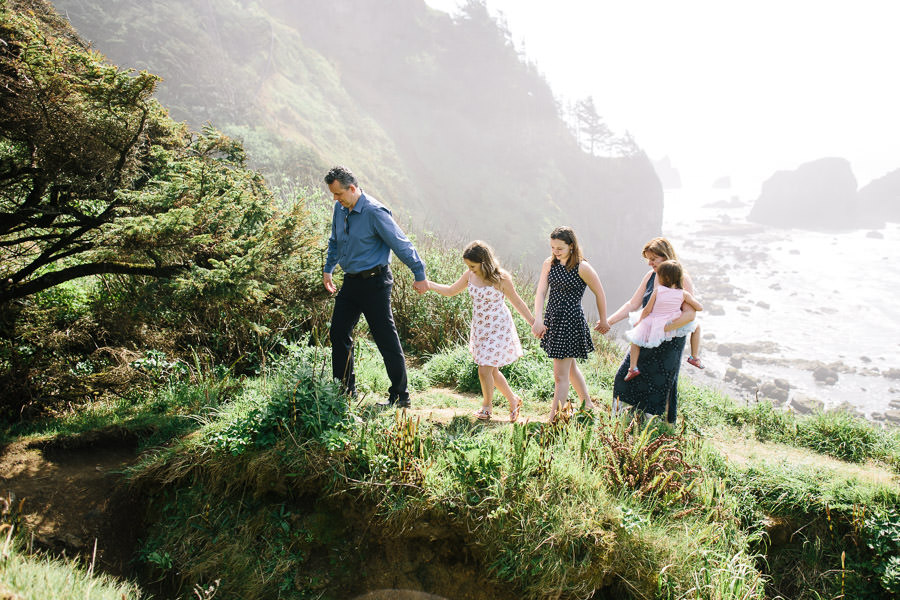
[749,157,881,230]
[859,168,900,224]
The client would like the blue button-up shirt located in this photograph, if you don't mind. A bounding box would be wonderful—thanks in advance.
[324,192,426,281]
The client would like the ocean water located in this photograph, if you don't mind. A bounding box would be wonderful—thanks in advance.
[657,187,900,421]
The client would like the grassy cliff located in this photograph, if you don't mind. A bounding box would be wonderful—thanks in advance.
[4,334,899,599]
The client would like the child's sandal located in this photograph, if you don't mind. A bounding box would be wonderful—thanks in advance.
[624,367,641,382]
[473,408,492,421]
[509,397,522,422]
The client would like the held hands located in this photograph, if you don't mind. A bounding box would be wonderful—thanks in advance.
[532,321,547,338]
[413,279,429,295]
[323,272,336,294]
[594,319,610,334]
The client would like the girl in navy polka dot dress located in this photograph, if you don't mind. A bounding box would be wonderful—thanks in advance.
[532,226,610,422]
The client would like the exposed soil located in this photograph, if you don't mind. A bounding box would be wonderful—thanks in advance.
[342,524,520,600]
[0,430,144,578]
[0,424,522,600]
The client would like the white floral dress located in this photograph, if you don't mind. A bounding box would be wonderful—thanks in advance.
[468,281,523,367]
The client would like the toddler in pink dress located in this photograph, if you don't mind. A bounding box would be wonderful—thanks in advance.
[427,241,534,422]
[624,260,702,381]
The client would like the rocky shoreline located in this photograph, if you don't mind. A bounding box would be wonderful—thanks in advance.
[662,205,900,428]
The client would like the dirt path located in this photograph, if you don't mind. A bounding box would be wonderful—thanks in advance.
[0,437,142,576]
[711,434,899,487]
[409,389,900,487]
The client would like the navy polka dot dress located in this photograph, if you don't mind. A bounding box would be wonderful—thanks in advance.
[540,261,594,359]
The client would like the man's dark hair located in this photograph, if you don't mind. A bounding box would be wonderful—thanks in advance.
[324,166,358,188]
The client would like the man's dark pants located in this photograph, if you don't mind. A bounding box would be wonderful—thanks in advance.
[329,267,409,403]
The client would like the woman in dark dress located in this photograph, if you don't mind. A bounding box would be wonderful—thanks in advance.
[533,227,610,422]
[608,238,697,423]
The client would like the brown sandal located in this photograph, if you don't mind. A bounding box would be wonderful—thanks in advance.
[509,397,522,422]
[473,408,492,421]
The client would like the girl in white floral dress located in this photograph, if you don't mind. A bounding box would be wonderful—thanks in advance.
[427,240,534,422]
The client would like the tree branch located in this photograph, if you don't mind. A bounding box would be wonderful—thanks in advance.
[0,261,189,303]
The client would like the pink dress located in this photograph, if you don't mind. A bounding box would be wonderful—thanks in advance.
[468,281,524,367]
[625,285,690,348]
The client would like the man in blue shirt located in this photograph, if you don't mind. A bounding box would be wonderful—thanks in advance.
[323,166,428,408]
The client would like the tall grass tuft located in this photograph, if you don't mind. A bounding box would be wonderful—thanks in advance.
[1,539,144,600]
[797,409,891,464]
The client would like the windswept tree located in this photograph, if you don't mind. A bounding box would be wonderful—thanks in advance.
[0,1,328,366]
[0,3,322,310]
[0,5,173,302]
[573,96,613,156]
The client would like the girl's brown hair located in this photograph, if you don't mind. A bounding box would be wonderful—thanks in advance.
[463,240,507,287]
[550,226,583,271]
[656,260,684,289]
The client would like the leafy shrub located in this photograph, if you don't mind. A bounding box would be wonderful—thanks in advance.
[423,345,481,392]
[597,416,702,511]
[207,362,352,454]
[501,347,555,401]
[856,506,900,596]
[390,231,475,355]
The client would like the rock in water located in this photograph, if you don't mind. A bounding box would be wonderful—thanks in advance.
[813,366,840,385]
[749,157,874,230]
[790,394,824,415]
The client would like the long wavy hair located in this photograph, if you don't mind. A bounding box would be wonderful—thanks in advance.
[550,226,583,271]
[642,237,678,261]
[463,240,506,287]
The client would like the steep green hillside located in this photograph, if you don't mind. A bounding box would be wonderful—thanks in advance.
[52,0,661,295]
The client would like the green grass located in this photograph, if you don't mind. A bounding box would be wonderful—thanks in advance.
[122,349,774,599]
[4,337,899,599]
[0,540,144,600]
[1,359,241,451]
[677,376,900,473]
[422,333,623,409]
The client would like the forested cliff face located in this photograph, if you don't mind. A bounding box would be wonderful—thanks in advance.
[52,0,662,295]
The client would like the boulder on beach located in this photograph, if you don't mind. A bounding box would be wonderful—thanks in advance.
[790,394,824,415]
[858,167,900,224]
[833,401,865,420]
[813,366,839,385]
[724,367,760,391]
[759,380,791,403]
[749,157,877,231]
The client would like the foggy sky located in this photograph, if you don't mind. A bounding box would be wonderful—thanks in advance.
[426,0,900,193]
